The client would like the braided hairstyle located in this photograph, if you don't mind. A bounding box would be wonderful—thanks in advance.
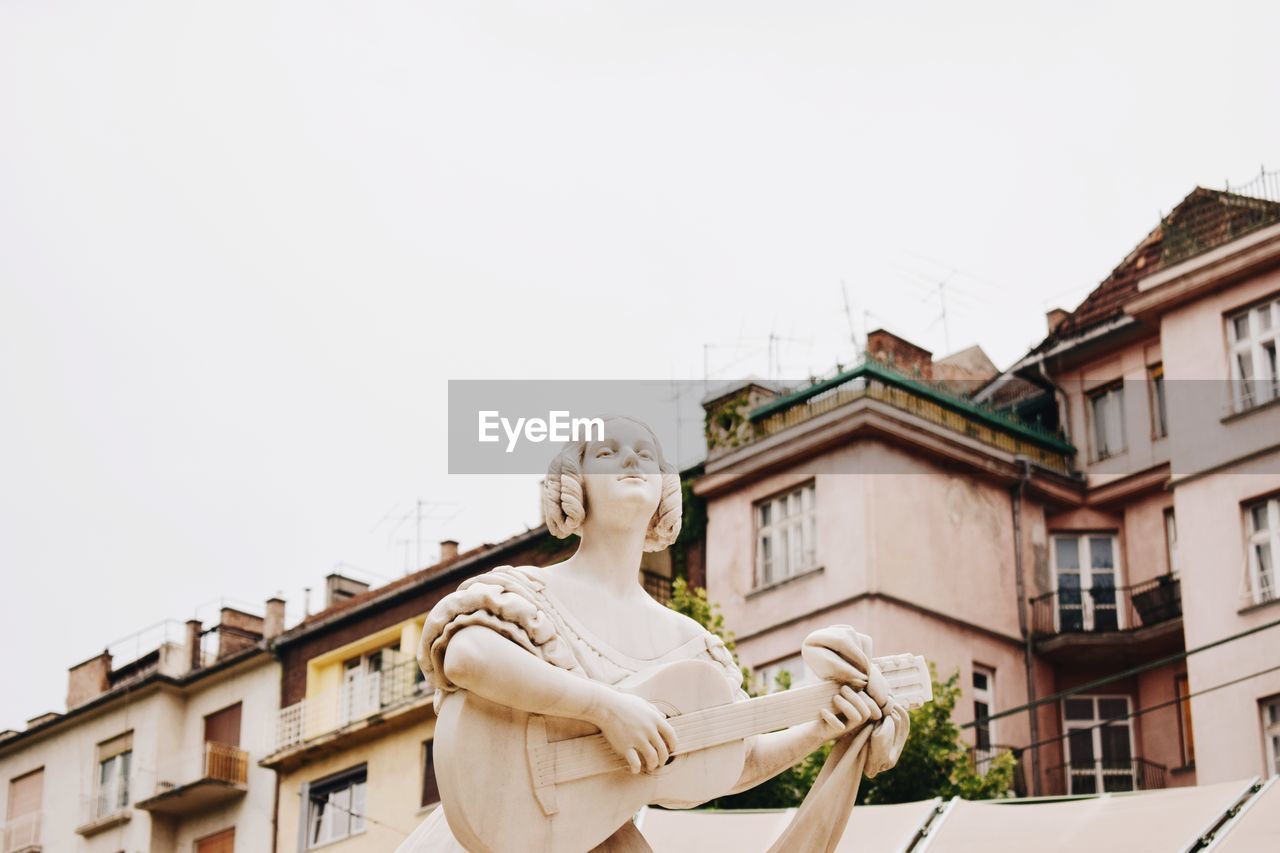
[541,416,682,552]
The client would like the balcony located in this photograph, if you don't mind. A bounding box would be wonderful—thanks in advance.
[2,812,41,853]
[134,742,248,817]
[1029,575,1183,665]
[1042,757,1168,797]
[75,781,132,837]
[264,657,431,770]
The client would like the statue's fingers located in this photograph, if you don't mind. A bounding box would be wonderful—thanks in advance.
[657,718,678,755]
[859,690,883,720]
[625,748,642,774]
[834,694,864,726]
[650,730,670,767]
[820,708,842,734]
[637,741,659,773]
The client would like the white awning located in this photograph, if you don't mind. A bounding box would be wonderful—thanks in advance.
[919,779,1258,853]
[636,798,940,853]
[1214,777,1280,851]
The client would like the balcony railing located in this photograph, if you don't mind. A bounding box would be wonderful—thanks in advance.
[76,778,132,835]
[2,812,40,852]
[1030,575,1181,637]
[275,657,429,752]
[135,741,249,816]
[1043,757,1167,796]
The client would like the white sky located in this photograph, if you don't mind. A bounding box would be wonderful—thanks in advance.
[2,1,1278,731]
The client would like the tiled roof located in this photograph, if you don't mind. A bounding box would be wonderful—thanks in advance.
[1034,187,1280,354]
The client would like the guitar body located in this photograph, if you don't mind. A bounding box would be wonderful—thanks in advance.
[435,659,746,853]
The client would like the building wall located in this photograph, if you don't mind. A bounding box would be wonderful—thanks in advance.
[1053,336,1168,484]
[1172,465,1280,783]
[276,717,438,853]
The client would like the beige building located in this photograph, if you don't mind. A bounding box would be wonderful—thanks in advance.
[0,603,284,853]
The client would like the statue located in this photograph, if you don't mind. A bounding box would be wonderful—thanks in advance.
[398,416,924,852]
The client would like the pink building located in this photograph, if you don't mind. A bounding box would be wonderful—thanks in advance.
[695,179,1280,796]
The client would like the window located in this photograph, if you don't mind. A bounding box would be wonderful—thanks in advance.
[421,741,440,807]
[1263,696,1280,778]
[1062,696,1135,794]
[972,666,996,754]
[1164,508,1179,575]
[1244,496,1278,606]
[1088,384,1126,460]
[1227,296,1280,412]
[1051,533,1122,632]
[752,654,812,694]
[6,768,43,849]
[307,766,367,848]
[754,482,816,587]
[340,643,400,724]
[96,751,131,819]
[1175,674,1195,768]
[1149,364,1168,438]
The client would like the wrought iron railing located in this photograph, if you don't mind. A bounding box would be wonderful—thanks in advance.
[1043,757,1167,796]
[1030,575,1181,637]
[2,812,40,852]
[275,657,429,751]
[641,570,672,603]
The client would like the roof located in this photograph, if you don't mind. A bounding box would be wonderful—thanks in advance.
[275,524,556,641]
[1033,187,1280,355]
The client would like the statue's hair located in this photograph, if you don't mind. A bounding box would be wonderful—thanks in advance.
[541,415,682,552]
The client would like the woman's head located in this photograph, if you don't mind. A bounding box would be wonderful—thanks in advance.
[542,416,682,551]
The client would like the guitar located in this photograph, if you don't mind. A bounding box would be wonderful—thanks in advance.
[433,653,931,853]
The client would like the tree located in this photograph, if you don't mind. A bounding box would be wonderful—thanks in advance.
[666,580,1016,808]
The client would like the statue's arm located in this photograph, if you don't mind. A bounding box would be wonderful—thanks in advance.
[441,625,677,773]
[725,686,881,795]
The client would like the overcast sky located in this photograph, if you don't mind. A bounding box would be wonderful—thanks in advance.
[2,1,1278,731]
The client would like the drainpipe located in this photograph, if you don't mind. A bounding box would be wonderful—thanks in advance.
[1011,456,1041,796]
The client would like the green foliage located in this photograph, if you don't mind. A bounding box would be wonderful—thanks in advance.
[858,668,1016,805]
[667,584,1017,809]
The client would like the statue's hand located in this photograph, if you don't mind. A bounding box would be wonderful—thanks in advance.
[801,625,871,690]
[589,687,678,775]
[817,684,883,738]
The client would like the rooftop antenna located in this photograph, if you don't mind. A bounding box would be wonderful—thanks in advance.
[841,280,859,353]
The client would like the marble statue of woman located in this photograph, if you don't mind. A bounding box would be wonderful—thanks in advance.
[397,416,910,852]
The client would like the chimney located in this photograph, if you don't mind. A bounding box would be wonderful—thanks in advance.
[866,329,933,377]
[264,597,286,640]
[440,539,459,562]
[1046,308,1069,334]
[215,607,264,659]
[66,651,112,709]
[325,573,371,609]
[185,619,204,671]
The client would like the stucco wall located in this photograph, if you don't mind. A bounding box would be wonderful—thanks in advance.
[276,717,438,852]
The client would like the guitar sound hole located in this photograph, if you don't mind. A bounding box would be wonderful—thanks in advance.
[664,754,675,766]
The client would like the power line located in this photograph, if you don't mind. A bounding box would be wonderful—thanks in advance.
[1001,661,1280,758]
[961,614,1280,728]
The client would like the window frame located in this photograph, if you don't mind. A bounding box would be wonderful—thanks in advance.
[752,481,817,589]
[306,765,368,848]
[1148,363,1168,439]
[1226,295,1280,413]
[1086,382,1127,462]
[1061,694,1137,795]
[1049,531,1125,632]
[972,665,996,754]
[1243,494,1279,607]
[1262,694,1280,779]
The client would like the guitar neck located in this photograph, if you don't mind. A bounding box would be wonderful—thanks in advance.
[670,652,930,756]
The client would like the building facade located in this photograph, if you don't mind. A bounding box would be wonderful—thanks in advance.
[0,603,284,853]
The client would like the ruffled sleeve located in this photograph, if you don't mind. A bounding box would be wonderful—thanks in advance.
[418,566,583,701]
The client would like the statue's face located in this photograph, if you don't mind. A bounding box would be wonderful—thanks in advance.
[579,418,664,526]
